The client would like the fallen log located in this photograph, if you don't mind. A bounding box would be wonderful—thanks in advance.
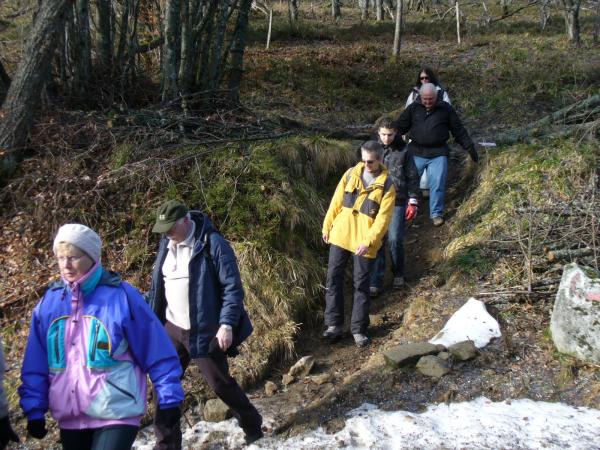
[547,247,595,262]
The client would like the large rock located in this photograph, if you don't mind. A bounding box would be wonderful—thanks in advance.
[203,399,231,422]
[382,342,440,369]
[429,298,501,348]
[550,263,600,364]
[416,355,450,378]
[288,355,315,378]
[448,340,478,361]
[264,381,278,396]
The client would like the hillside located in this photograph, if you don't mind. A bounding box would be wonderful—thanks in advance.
[0,1,599,449]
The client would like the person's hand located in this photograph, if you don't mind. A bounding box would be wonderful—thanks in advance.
[27,418,47,439]
[0,416,19,448]
[216,325,233,351]
[355,244,369,256]
[155,407,181,428]
[468,147,479,163]
[322,234,329,244]
[405,198,418,221]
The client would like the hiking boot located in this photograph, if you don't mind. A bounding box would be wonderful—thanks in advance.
[353,333,370,348]
[393,276,405,289]
[322,325,343,340]
[369,286,381,298]
[244,429,264,445]
[432,216,445,226]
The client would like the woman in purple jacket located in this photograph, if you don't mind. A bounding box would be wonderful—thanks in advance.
[19,224,185,450]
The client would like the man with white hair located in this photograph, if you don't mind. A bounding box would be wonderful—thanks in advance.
[395,83,478,226]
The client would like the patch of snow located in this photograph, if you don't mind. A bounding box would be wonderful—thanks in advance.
[133,397,600,450]
[429,298,501,348]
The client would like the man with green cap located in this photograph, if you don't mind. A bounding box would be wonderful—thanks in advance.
[147,200,263,449]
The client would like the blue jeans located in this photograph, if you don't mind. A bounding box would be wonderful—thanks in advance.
[413,155,448,219]
[370,204,406,289]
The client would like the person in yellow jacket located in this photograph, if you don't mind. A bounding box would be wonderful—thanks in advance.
[321,140,396,347]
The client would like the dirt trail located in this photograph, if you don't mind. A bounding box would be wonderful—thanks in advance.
[245,149,472,435]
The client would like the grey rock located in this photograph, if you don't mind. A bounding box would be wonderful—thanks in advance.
[550,263,600,364]
[264,381,277,396]
[382,342,440,369]
[310,373,332,385]
[282,374,295,385]
[448,340,478,361]
[438,351,451,361]
[416,355,450,378]
[288,355,316,378]
[203,399,231,422]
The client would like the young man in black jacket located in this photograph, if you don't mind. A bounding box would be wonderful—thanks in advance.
[395,83,478,226]
[369,117,420,295]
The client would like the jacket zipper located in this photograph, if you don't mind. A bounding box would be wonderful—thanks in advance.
[91,322,100,361]
[54,331,60,364]
[106,379,137,402]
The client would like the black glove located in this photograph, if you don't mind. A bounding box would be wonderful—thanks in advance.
[0,416,19,449]
[27,418,47,439]
[155,407,181,428]
[468,147,479,163]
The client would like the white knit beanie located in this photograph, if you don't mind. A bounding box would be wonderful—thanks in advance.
[53,224,102,263]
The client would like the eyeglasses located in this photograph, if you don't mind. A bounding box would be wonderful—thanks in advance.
[57,255,85,264]
[420,76,430,80]
[362,159,376,164]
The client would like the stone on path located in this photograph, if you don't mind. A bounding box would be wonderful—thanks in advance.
[288,355,316,378]
[264,381,278,396]
[203,399,231,422]
[416,355,450,378]
[448,340,478,361]
[383,342,440,369]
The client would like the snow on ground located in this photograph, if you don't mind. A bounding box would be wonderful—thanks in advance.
[132,397,600,450]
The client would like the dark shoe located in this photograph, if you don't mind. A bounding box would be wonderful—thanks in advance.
[393,276,405,289]
[432,216,444,226]
[369,286,381,298]
[353,333,370,348]
[244,429,264,445]
[322,325,343,339]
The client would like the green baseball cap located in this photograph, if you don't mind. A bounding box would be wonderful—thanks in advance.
[152,200,188,233]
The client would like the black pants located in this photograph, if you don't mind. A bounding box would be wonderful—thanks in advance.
[324,244,373,334]
[153,321,262,450]
[60,425,138,450]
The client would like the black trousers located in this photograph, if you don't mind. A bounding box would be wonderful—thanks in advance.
[60,425,138,450]
[153,321,262,450]
[324,244,373,334]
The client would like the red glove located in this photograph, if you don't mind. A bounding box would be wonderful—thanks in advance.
[405,198,418,220]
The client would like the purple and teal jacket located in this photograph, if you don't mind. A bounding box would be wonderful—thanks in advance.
[19,264,184,429]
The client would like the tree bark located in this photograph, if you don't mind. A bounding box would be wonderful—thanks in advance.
[74,0,92,92]
[561,0,581,46]
[95,0,113,70]
[360,0,370,20]
[0,0,73,154]
[289,0,299,22]
[0,58,10,105]
[331,0,341,20]
[375,0,383,20]
[162,0,182,101]
[392,0,402,56]
[228,0,252,103]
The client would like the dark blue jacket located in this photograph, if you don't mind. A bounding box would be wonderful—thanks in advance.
[147,211,253,358]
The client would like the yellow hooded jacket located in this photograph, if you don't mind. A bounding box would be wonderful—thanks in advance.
[322,162,396,259]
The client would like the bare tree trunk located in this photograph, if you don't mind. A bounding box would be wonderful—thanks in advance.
[96,0,113,70]
[331,0,341,20]
[392,0,402,56]
[360,0,370,19]
[75,0,92,94]
[228,0,252,103]
[162,0,181,101]
[376,0,383,20]
[561,0,582,46]
[594,0,600,42]
[0,58,10,104]
[0,0,73,155]
[289,0,298,21]
[207,0,232,91]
